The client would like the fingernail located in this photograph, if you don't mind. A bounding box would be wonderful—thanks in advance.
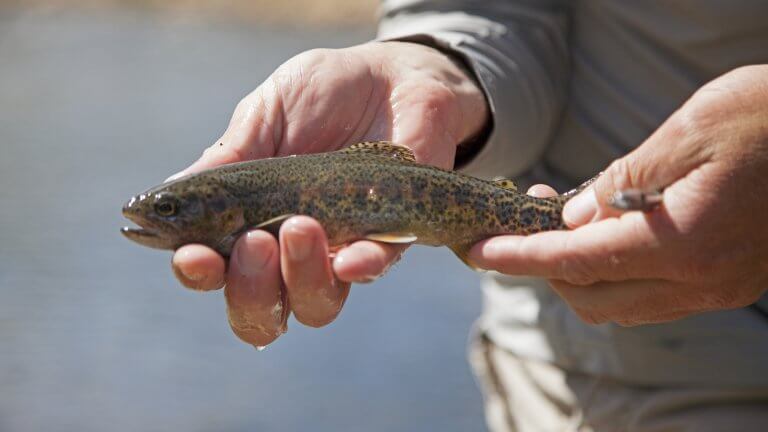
[235,231,273,277]
[171,256,206,290]
[563,189,598,226]
[172,263,204,283]
[285,225,313,261]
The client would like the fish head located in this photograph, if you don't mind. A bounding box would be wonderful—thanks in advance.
[121,174,245,253]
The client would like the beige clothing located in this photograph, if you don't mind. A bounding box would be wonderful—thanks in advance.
[378,0,768,389]
[470,334,768,432]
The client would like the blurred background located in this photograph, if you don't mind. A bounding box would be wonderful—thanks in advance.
[0,1,486,431]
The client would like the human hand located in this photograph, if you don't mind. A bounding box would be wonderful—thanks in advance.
[470,65,768,326]
[170,42,488,346]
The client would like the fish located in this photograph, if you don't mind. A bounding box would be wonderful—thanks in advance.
[121,141,594,268]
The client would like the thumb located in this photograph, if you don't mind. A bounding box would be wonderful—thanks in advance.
[563,112,711,227]
[166,84,282,182]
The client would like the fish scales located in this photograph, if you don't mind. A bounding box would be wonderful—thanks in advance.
[122,142,590,267]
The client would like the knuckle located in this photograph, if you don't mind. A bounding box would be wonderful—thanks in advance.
[605,158,635,192]
[298,48,334,65]
[235,94,254,114]
[674,91,718,135]
[558,239,597,285]
[559,257,595,285]
[423,81,459,113]
[281,48,337,81]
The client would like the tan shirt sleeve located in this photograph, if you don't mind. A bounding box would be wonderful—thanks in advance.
[378,0,570,179]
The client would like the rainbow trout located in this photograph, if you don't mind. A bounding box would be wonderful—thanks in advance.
[121,142,593,267]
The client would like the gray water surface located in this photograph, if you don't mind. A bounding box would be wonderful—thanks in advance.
[0,9,485,432]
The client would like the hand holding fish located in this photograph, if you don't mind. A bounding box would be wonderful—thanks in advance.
[470,65,768,326]
[167,42,488,346]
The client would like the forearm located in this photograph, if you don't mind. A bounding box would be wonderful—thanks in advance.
[378,0,571,178]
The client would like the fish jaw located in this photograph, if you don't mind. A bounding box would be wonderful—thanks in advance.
[120,226,178,250]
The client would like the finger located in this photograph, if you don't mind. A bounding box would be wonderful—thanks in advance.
[564,106,712,226]
[171,244,226,291]
[548,278,695,326]
[333,240,408,283]
[225,230,288,347]
[526,184,558,198]
[469,211,673,285]
[280,216,350,327]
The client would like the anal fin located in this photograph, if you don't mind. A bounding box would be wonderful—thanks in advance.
[364,232,418,244]
[448,242,482,270]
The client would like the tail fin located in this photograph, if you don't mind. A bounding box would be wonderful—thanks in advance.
[547,173,600,206]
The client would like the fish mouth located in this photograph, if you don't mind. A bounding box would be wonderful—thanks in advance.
[121,226,158,240]
[121,225,176,250]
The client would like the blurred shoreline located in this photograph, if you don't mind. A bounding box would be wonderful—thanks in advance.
[0,0,379,27]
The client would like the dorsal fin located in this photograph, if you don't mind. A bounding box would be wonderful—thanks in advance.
[343,141,417,162]
[492,177,518,192]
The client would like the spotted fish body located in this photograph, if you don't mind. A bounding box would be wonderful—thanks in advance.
[121,142,590,267]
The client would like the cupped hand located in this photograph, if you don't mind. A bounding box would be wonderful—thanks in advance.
[470,65,768,326]
[170,41,488,346]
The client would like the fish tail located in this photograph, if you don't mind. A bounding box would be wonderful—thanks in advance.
[546,173,601,207]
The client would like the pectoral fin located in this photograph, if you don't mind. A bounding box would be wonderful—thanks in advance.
[254,214,295,236]
[364,232,418,244]
[343,141,417,162]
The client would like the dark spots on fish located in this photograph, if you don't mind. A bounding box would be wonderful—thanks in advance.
[518,206,537,228]
[540,207,564,230]
[429,187,447,212]
[539,212,551,227]
[129,146,581,257]
[353,188,367,207]
[304,201,316,214]
[281,188,300,210]
[454,187,471,206]
[411,177,428,198]
[376,177,403,202]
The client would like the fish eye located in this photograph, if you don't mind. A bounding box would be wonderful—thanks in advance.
[154,195,180,217]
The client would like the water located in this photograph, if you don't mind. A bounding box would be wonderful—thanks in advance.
[0,8,485,432]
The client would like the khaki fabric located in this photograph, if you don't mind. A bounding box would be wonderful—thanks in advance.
[378,0,768,388]
[470,334,768,432]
